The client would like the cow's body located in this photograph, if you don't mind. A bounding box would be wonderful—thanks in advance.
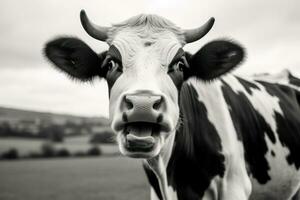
[144,70,300,200]
[44,11,300,199]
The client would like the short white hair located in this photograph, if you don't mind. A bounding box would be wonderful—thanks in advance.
[107,14,185,44]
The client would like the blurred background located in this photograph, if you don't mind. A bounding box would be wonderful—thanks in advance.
[0,0,299,199]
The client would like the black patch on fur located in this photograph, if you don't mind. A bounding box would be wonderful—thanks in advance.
[221,79,275,184]
[102,46,123,93]
[143,164,163,200]
[271,150,275,157]
[165,83,225,199]
[107,45,122,64]
[144,42,153,47]
[257,80,300,169]
[288,73,300,88]
[170,48,185,65]
[105,61,123,93]
[168,66,184,90]
[187,40,244,81]
[167,48,186,90]
[44,37,104,81]
[236,77,260,94]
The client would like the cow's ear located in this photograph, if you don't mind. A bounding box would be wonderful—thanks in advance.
[187,40,245,80]
[44,37,105,81]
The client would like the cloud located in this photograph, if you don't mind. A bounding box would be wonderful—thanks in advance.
[0,66,109,117]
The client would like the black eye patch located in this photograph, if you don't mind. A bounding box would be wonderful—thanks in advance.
[102,45,123,95]
[101,45,123,75]
[169,48,185,67]
[167,48,187,90]
[107,45,122,63]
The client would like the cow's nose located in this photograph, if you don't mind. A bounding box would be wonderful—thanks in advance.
[123,94,163,123]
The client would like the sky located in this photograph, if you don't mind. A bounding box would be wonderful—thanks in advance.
[0,0,299,118]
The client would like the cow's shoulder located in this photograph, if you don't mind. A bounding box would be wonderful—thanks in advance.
[165,81,226,199]
[220,72,300,193]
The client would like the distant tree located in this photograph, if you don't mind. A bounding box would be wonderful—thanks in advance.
[89,129,116,144]
[73,151,86,157]
[87,146,102,156]
[40,125,64,142]
[1,148,19,159]
[28,151,42,159]
[0,122,12,136]
[41,142,55,157]
[56,148,70,157]
[51,130,64,143]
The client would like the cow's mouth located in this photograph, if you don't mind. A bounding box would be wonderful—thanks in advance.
[121,122,161,153]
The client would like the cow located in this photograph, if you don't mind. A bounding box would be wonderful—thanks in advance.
[44,10,300,200]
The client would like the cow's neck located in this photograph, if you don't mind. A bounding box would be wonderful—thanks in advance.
[145,130,176,200]
[144,80,230,200]
[146,80,228,199]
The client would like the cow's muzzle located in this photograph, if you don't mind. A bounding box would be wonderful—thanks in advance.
[113,91,172,157]
[123,94,163,123]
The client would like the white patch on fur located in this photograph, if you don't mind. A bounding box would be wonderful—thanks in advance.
[150,186,177,200]
[222,74,300,200]
[145,155,178,200]
[250,132,300,200]
[223,75,282,134]
[150,187,160,200]
[107,14,185,45]
[109,29,182,126]
[109,24,182,156]
[253,69,300,92]
[107,18,183,199]
[187,77,252,199]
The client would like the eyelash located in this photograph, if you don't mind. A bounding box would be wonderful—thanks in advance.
[104,58,123,76]
[168,59,185,73]
[177,61,185,71]
[107,60,115,71]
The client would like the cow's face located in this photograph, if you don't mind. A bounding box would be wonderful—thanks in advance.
[107,28,187,158]
[44,11,244,159]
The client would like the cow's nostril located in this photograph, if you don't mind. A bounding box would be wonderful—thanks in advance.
[157,114,163,123]
[123,94,164,123]
[153,97,163,110]
[124,96,134,110]
[122,113,128,122]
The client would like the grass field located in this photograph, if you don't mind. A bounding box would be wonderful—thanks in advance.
[0,157,149,200]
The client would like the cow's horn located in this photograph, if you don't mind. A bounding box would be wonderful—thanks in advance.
[80,10,109,41]
[184,17,215,43]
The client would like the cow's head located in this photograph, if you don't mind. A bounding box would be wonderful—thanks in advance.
[44,10,244,158]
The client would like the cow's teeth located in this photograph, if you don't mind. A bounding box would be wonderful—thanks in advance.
[127,124,152,137]
[126,133,155,143]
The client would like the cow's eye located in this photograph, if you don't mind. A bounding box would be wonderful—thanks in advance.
[107,60,116,71]
[177,61,185,71]
[169,60,185,73]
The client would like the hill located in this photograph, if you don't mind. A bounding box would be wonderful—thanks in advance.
[0,106,112,141]
[0,106,109,126]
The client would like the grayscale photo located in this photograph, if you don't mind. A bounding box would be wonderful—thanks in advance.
[0,0,299,200]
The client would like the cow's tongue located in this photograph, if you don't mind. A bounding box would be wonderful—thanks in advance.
[125,124,155,148]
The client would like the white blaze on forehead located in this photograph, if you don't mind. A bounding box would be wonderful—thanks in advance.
[111,30,182,72]
[107,14,184,74]
[107,14,185,45]
[108,14,183,145]
[108,28,182,136]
